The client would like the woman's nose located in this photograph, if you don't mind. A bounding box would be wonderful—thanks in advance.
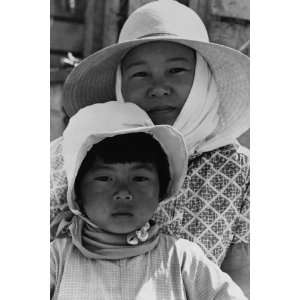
[113,190,133,202]
[149,85,171,98]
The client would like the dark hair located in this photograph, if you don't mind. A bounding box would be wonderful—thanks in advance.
[75,132,171,200]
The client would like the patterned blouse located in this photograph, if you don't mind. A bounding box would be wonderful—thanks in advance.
[51,137,250,266]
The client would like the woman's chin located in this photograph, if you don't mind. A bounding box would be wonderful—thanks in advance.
[148,111,178,125]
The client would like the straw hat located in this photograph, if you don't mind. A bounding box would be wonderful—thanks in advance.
[63,0,249,135]
[62,102,188,215]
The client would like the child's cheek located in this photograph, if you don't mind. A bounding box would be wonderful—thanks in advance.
[132,183,159,198]
[82,182,112,199]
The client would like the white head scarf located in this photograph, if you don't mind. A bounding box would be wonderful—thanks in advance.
[116,51,237,155]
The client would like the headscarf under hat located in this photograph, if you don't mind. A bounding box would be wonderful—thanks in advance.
[62,0,249,153]
[116,52,239,155]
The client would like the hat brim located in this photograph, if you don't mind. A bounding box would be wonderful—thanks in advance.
[66,123,188,214]
[63,36,249,138]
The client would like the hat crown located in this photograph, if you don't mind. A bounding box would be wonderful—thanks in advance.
[65,102,153,140]
[62,102,188,213]
[119,0,209,43]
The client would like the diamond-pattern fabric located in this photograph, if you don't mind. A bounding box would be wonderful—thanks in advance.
[51,137,250,266]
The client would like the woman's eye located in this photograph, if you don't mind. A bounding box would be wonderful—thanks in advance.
[132,71,147,78]
[94,176,112,182]
[169,67,186,74]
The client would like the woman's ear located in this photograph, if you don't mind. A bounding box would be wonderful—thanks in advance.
[158,192,166,203]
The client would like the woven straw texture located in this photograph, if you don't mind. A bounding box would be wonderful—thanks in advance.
[51,137,249,266]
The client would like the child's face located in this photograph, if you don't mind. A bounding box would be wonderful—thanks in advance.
[78,160,160,234]
[121,42,195,125]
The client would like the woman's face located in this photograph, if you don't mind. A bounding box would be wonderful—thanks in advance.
[121,42,196,125]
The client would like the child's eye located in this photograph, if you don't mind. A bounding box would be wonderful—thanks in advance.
[94,176,112,182]
[133,176,149,182]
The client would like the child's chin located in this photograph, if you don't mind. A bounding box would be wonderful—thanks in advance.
[107,224,138,235]
[111,222,149,235]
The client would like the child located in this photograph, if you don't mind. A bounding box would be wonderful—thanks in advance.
[51,101,247,300]
[51,0,250,296]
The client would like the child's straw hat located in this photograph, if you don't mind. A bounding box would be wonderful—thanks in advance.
[63,102,188,214]
[63,0,249,134]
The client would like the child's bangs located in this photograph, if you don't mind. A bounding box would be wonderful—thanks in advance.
[76,132,171,199]
[93,133,166,164]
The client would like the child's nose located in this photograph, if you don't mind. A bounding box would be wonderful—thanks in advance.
[113,190,133,202]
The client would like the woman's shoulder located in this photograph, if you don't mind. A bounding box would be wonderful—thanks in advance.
[191,143,249,161]
[51,136,64,154]
[51,136,67,217]
[50,136,65,175]
[189,143,249,173]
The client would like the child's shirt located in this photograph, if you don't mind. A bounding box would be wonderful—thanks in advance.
[51,140,249,267]
[51,234,247,300]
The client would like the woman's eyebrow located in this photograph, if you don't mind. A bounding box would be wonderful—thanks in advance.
[166,57,191,63]
[123,60,147,70]
[123,57,190,71]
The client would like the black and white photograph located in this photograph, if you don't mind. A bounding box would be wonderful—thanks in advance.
[50,0,250,299]
[4,0,300,299]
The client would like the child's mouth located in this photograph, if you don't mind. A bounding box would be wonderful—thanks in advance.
[111,212,133,217]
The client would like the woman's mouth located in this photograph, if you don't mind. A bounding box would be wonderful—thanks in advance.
[147,107,179,125]
[148,107,175,114]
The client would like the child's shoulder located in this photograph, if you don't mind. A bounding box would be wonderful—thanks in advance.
[51,237,73,261]
[51,237,72,250]
[159,234,207,260]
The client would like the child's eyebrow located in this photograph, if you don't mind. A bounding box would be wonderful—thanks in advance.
[90,163,114,171]
[89,162,155,172]
[131,163,156,172]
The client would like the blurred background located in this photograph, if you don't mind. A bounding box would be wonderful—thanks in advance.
[50,0,250,147]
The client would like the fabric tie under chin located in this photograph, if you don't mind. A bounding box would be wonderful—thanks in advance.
[70,216,161,260]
